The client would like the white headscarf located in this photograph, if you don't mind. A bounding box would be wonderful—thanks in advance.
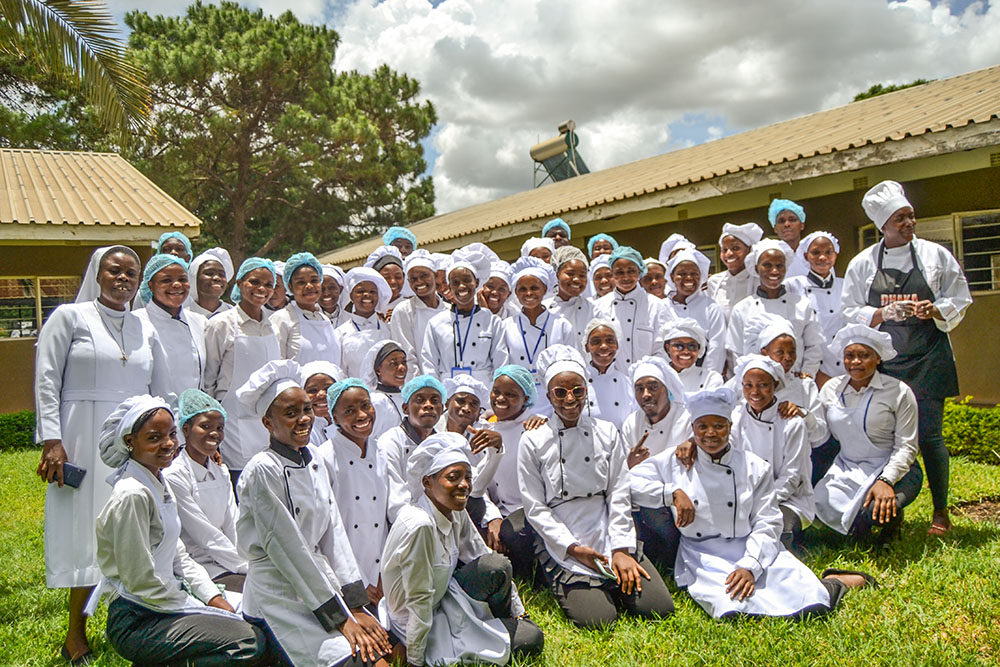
[583,316,623,345]
[361,339,405,388]
[99,394,172,469]
[406,431,472,498]
[796,231,841,270]
[299,360,345,385]
[340,267,392,312]
[627,355,686,404]
[76,245,141,304]
[184,247,234,308]
[404,249,437,276]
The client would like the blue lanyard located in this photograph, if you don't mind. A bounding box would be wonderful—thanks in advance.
[454,305,478,364]
[839,386,875,436]
[518,311,551,365]
[352,316,380,332]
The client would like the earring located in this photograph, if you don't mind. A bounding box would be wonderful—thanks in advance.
[127,445,133,452]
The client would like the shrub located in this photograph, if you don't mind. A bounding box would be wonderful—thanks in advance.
[943,398,1000,465]
[0,410,35,452]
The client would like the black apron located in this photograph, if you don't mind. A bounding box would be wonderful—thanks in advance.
[866,241,958,400]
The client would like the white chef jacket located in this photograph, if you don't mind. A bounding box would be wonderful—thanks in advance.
[676,365,724,394]
[786,247,810,279]
[661,291,727,374]
[817,373,918,484]
[381,494,524,667]
[706,268,757,321]
[584,363,636,430]
[732,401,815,525]
[786,271,846,376]
[202,304,278,400]
[545,294,595,354]
[389,295,449,375]
[501,309,574,413]
[270,301,341,365]
[135,301,207,398]
[776,373,829,448]
[379,422,430,523]
[484,418,529,519]
[35,300,173,588]
[188,300,232,320]
[841,238,972,332]
[517,414,636,578]
[420,305,509,386]
[163,450,245,579]
[317,429,389,588]
[595,286,672,372]
[621,403,690,459]
[334,311,388,378]
[726,288,825,376]
[237,442,366,667]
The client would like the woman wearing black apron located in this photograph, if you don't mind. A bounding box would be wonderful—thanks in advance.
[843,180,973,536]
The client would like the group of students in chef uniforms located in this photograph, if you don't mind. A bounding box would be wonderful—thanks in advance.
[35,178,974,666]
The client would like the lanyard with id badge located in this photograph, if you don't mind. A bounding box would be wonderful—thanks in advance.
[451,305,478,378]
[519,311,551,389]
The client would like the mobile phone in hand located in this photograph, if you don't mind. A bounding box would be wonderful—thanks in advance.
[58,463,87,489]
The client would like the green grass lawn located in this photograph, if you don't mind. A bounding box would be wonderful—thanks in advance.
[3,448,999,666]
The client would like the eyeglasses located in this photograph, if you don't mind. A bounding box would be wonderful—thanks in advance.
[551,385,587,400]
[669,342,701,352]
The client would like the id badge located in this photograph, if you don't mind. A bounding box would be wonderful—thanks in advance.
[451,366,473,378]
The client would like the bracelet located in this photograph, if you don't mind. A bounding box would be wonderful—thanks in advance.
[876,476,893,486]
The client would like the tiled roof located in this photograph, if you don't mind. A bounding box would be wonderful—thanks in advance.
[320,64,1000,265]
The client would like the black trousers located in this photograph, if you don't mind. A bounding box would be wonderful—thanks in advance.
[810,436,841,486]
[917,398,949,510]
[106,596,266,666]
[634,507,680,575]
[850,461,924,537]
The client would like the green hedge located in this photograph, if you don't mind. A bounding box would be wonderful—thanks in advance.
[0,410,35,452]
[942,398,1000,465]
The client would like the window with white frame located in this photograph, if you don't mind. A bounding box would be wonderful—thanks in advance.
[0,276,81,339]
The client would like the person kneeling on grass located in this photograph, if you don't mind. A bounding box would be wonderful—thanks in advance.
[630,388,875,619]
[380,432,544,666]
[235,360,392,666]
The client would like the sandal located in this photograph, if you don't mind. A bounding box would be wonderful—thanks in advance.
[927,522,951,536]
[821,568,879,589]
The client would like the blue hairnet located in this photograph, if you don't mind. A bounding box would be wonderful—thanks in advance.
[231,257,277,303]
[608,245,647,277]
[283,252,323,287]
[157,231,193,259]
[326,377,370,415]
[493,365,537,407]
[140,253,188,304]
[767,198,806,228]
[177,388,227,428]
[587,233,618,256]
[542,217,571,239]
[382,226,417,248]
[402,374,446,404]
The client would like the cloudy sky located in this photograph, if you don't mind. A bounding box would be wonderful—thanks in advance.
[107,0,1000,214]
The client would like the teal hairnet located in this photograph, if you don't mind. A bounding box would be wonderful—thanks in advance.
[177,388,227,428]
[402,374,446,405]
[140,253,188,304]
[493,365,537,407]
[327,377,370,415]
[609,245,647,277]
[230,257,277,303]
[542,217,570,239]
[283,252,323,287]
[768,198,806,228]
[157,231,193,259]
[382,226,417,248]
[587,233,618,256]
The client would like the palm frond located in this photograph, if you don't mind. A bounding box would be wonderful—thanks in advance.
[0,0,151,142]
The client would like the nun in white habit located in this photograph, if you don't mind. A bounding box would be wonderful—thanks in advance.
[582,318,636,430]
[661,249,727,374]
[270,252,342,367]
[706,223,764,320]
[656,318,724,394]
[333,267,392,378]
[235,360,391,667]
[185,247,235,320]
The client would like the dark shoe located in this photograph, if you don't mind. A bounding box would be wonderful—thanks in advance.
[61,645,95,666]
[820,568,879,589]
[877,507,904,544]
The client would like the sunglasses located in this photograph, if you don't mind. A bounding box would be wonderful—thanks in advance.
[669,342,701,352]
[551,385,587,400]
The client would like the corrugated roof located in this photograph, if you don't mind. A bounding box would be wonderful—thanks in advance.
[0,149,200,230]
[321,64,1000,265]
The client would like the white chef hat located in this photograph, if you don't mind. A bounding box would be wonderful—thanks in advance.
[322,264,345,285]
[744,313,796,355]
[361,339,405,389]
[272,261,286,284]
[365,245,404,272]
[448,243,497,285]
[862,180,912,230]
[658,233,696,264]
[99,394,173,469]
[830,323,897,362]
[340,267,392,312]
[538,343,587,388]
[429,252,452,272]
[488,260,513,286]
[685,387,736,422]
[666,248,711,290]
[185,247,234,306]
[583,316,623,345]
[237,359,303,419]
[718,222,764,249]
[797,231,841,266]
[656,317,707,359]
[299,360,345,385]
[520,236,555,258]
[734,354,786,391]
[510,256,557,300]
[627,355,686,404]
[588,253,611,282]
[444,374,490,408]
[746,239,795,278]
[644,257,667,271]
[403,248,437,275]
[406,431,472,498]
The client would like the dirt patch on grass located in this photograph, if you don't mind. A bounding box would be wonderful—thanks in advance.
[955,496,1000,523]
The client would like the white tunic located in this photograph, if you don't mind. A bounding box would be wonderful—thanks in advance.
[726,289,825,376]
[380,495,521,667]
[621,404,690,458]
[501,308,574,414]
[389,295,449,375]
[786,248,810,279]
[237,444,365,667]
[786,272,846,376]
[545,294,595,354]
[334,311,388,378]
[706,269,757,321]
[135,301,207,398]
[379,423,428,523]
[661,292,727,374]
[676,365,725,394]
[317,429,389,588]
[270,301,342,366]
[35,300,172,588]
[595,286,672,372]
[484,418,529,518]
[776,373,829,448]
[189,300,232,320]
[630,446,830,618]
[584,364,636,430]
[420,306,509,386]
[732,402,815,525]
[163,450,245,580]
[517,414,636,578]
